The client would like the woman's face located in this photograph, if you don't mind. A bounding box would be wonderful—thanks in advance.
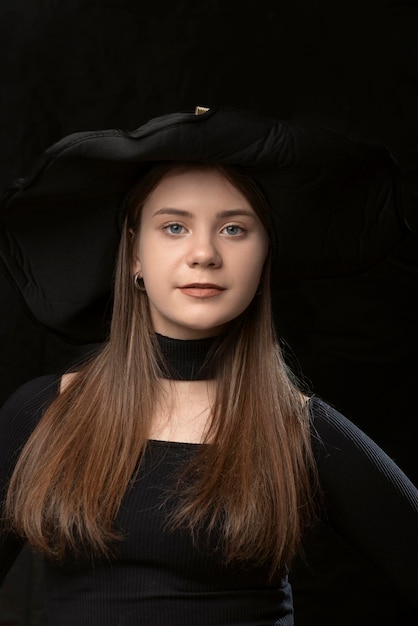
[132,167,269,339]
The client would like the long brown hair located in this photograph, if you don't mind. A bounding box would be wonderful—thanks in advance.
[6,162,319,575]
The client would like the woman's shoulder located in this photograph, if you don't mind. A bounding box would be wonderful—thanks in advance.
[0,374,62,444]
[306,394,381,461]
[60,371,78,393]
[1,373,62,410]
[0,374,63,479]
[307,394,418,501]
[307,394,360,437]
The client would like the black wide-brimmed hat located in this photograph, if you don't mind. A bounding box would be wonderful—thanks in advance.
[0,105,409,344]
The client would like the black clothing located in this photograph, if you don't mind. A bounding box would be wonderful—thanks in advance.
[1,336,417,625]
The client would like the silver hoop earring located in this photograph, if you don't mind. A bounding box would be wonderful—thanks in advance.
[133,272,146,292]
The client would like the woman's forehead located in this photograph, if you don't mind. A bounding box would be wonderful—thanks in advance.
[142,167,255,213]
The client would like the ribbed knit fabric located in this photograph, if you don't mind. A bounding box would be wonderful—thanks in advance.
[0,335,417,624]
[155,332,216,380]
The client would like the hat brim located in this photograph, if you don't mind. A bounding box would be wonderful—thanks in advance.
[0,105,410,344]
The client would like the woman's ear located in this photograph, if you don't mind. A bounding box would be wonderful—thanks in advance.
[132,247,142,275]
[132,258,142,275]
[130,229,142,274]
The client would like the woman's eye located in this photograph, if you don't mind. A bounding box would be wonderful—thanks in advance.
[164,223,184,235]
[223,225,244,236]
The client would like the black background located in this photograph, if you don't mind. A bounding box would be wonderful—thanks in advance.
[0,1,417,624]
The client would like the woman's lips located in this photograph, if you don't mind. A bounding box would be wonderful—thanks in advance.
[179,284,226,298]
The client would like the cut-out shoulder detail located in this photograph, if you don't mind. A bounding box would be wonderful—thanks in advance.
[60,372,79,394]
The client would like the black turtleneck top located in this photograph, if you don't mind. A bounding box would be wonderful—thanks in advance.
[0,334,417,625]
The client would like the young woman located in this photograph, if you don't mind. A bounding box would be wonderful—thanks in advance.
[0,107,417,625]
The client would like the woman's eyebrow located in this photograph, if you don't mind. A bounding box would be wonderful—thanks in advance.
[152,208,255,219]
[152,208,193,218]
[216,209,255,219]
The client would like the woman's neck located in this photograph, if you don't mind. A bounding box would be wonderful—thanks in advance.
[151,333,218,442]
[155,332,216,381]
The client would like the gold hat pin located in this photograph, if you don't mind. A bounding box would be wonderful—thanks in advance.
[195,106,210,115]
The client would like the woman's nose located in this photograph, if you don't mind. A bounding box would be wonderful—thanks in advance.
[186,234,222,268]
